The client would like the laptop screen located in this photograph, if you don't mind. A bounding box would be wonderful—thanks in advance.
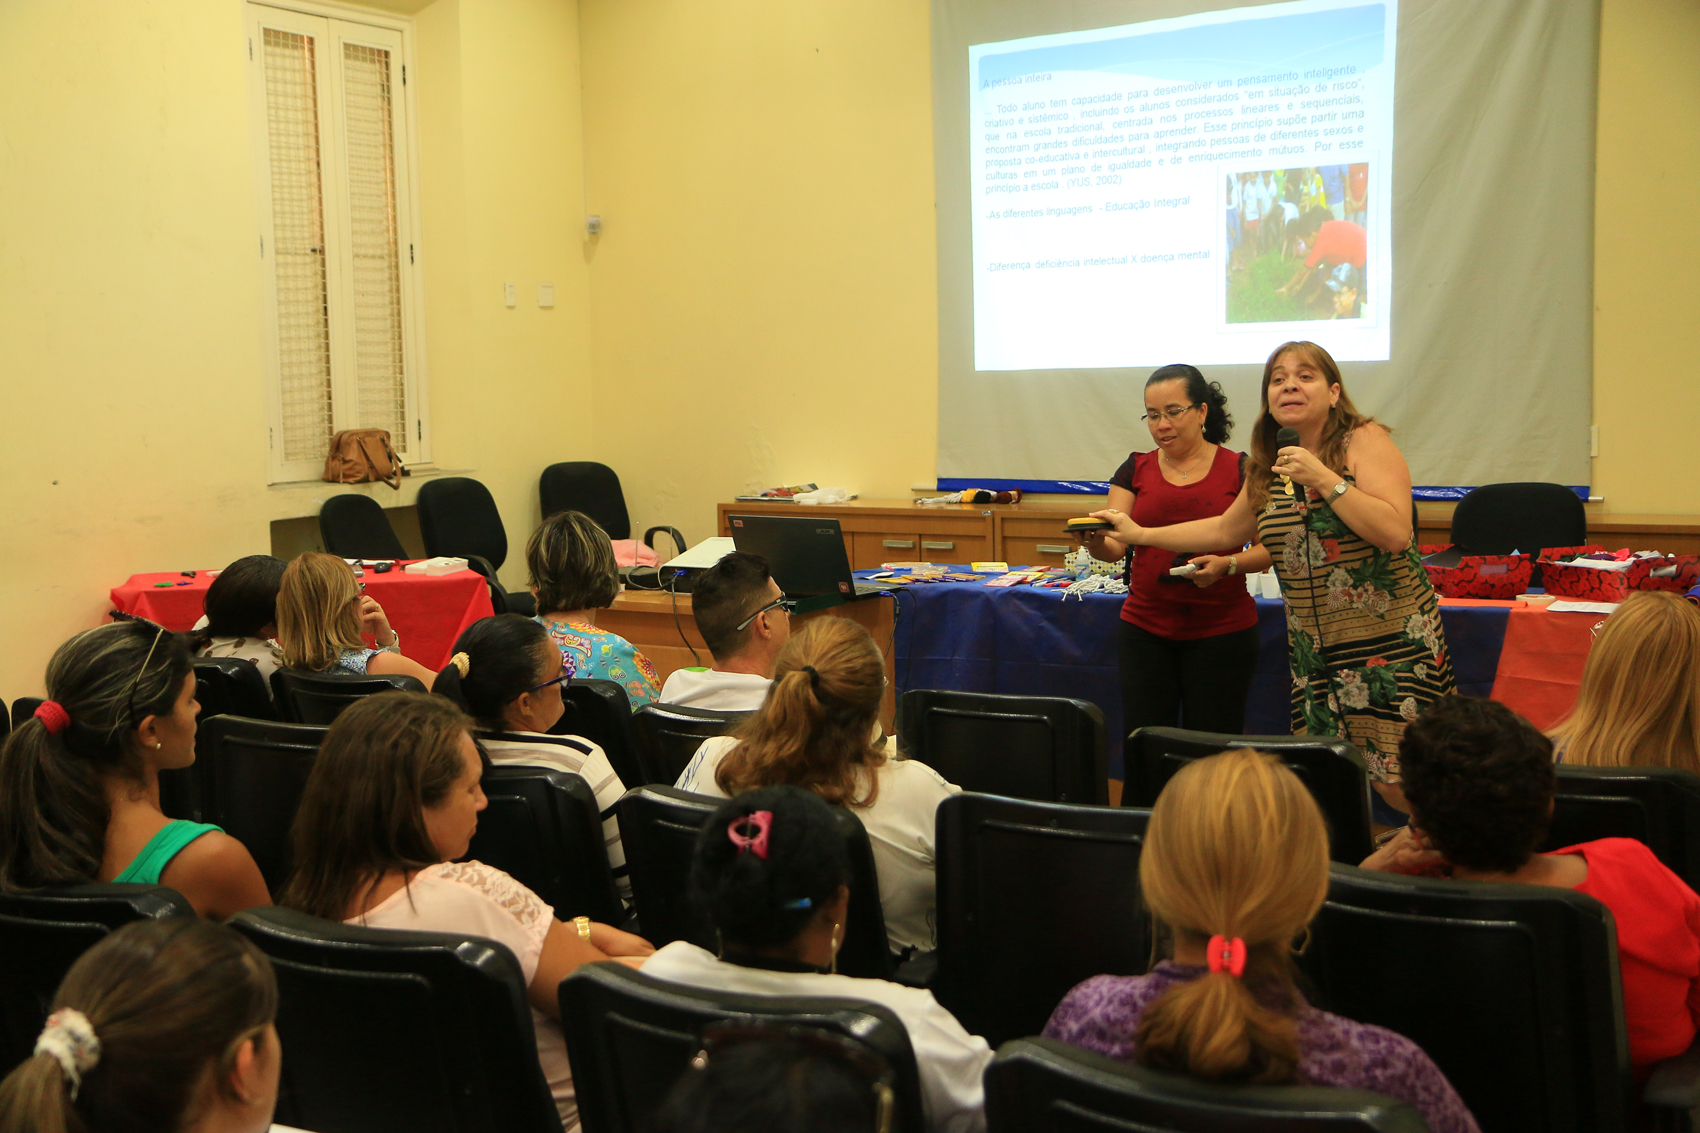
[726,514,855,600]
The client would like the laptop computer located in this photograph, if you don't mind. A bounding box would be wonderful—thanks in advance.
[727,514,904,607]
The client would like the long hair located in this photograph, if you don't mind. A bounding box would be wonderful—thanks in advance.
[278,692,475,919]
[188,555,286,652]
[527,510,620,616]
[276,552,366,672]
[0,623,192,893]
[1134,749,1329,1084]
[1244,341,1381,514]
[1551,591,1700,773]
[433,614,557,732]
[714,619,885,808]
[0,918,277,1133]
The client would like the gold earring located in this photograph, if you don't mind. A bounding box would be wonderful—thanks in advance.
[1292,925,1313,955]
[830,923,842,975]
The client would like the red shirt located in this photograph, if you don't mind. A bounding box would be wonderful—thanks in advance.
[1109,447,1257,640]
[1548,838,1700,1067]
[1306,219,1367,269]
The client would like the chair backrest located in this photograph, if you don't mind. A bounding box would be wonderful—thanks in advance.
[1301,865,1631,1133]
[540,461,632,541]
[195,715,328,892]
[0,696,8,739]
[417,476,510,570]
[465,762,625,925]
[0,885,194,1073]
[318,493,410,560]
[193,656,276,720]
[935,793,1151,1048]
[270,669,428,725]
[616,786,892,978]
[231,906,561,1133]
[986,1037,1430,1133]
[631,703,751,786]
[1545,764,1700,890]
[1125,727,1374,863]
[10,696,42,731]
[900,689,1108,805]
[559,962,925,1133]
[553,679,644,788]
[1450,482,1588,581]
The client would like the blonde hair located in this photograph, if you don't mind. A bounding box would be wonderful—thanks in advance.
[1135,749,1330,1083]
[1550,590,1700,773]
[1245,341,1383,514]
[714,618,886,808]
[276,552,367,672]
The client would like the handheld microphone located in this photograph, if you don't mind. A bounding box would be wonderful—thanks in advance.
[1275,427,1301,500]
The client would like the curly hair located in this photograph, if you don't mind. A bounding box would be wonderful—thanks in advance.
[1146,364,1233,445]
[1398,696,1555,874]
[690,786,849,951]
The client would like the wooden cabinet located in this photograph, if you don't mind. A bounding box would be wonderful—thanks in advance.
[719,500,998,568]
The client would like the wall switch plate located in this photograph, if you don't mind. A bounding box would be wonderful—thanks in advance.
[538,282,555,308]
[503,281,515,307]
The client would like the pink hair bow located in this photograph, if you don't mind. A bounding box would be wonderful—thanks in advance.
[727,810,773,860]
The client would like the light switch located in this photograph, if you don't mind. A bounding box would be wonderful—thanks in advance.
[538,282,555,308]
[503,281,516,307]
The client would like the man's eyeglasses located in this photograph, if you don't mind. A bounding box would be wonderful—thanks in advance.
[1139,404,1200,424]
[735,593,793,632]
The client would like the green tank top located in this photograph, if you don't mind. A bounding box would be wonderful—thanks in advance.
[113,820,222,885]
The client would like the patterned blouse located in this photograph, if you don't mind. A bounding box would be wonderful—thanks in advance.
[1044,963,1480,1133]
[535,616,662,708]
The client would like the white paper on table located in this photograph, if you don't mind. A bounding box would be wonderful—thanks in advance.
[1546,600,1621,614]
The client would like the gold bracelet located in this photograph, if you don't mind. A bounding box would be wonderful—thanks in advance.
[573,915,592,942]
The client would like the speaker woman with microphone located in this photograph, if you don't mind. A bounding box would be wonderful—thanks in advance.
[1092,341,1455,820]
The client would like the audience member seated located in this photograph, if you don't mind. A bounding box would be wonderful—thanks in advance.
[435,613,631,901]
[0,622,269,919]
[650,1028,895,1133]
[528,509,662,707]
[0,918,280,1133]
[641,786,991,1133]
[659,551,790,710]
[279,691,654,1130]
[673,619,957,954]
[1364,695,1700,1072]
[1549,590,1700,773]
[188,554,288,681]
[275,551,437,688]
[1045,748,1479,1133]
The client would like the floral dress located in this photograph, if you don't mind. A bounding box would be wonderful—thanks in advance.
[535,616,662,708]
[1255,466,1456,782]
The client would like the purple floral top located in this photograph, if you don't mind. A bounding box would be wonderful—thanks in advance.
[1043,963,1480,1133]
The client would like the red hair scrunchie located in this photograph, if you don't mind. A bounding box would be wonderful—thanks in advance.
[1207,934,1247,979]
[34,701,71,736]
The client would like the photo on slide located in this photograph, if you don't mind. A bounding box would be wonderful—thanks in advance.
[1226,163,1368,323]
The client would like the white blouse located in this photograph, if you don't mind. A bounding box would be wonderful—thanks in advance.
[195,635,285,682]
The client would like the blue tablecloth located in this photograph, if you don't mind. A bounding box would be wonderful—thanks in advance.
[887,579,1510,779]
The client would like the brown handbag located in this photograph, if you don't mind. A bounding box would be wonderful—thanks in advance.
[322,429,403,489]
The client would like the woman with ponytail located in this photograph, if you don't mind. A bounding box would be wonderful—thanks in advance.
[434,613,630,902]
[641,786,992,1133]
[0,918,279,1133]
[0,622,269,919]
[1043,749,1477,1132]
[673,618,959,954]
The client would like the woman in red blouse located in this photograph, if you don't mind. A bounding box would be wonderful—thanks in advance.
[1365,695,1700,1070]
[1077,365,1272,735]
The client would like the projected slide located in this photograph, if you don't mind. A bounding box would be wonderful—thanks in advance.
[970,0,1395,370]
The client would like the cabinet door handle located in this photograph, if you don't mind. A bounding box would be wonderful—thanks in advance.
[921,541,955,551]
[882,539,916,549]
[1036,544,1071,554]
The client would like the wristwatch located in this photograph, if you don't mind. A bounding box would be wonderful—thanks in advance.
[380,629,401,654]
[1329,480,1349,501]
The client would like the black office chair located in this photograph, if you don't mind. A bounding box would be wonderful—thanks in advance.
[934,793,1151,1048]
[1544,764,1700,891]
[270,668,427,725]
[1302,864,1700,1133]
[1125,727,1374,863]
[417,476,536,616]
[986,1037,1428,1133]
[899,689,1108,805]
[1451,482,1588,587]
[193,657,275,720]
[616,786,893,978]
[560,962,925,1133]
[0,697,8,740]
[540,461,687,559]
[465,763,626,926]
[0,885,194,1072]
[231,906,562,1133]
[10,696,42,731]
[552,678,644,789]
[318,493,410,560]
[195,715,327,893]
[631,703,751,786]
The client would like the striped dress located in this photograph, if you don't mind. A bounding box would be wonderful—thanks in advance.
[1256,467,1456,782]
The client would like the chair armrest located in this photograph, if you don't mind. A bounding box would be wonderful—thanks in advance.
[892,949,937,989]
[643,526,687,557]
[1644,1037,1700,1112]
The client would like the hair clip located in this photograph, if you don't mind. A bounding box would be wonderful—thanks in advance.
[35,701,71,736]
[727,810,773,860]
[778,897,813,910]
[1207,934,1247,979]
[449,652,471,678]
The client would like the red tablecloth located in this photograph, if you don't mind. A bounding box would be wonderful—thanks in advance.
[1489,603,1604,731]
[110,565,496,671]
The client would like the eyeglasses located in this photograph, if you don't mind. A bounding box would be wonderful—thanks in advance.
[1139,404,1200,424]
[525,660,572,694]
[735,592,793,632]
[691,1024,895,1133]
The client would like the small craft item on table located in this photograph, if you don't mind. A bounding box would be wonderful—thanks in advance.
[1417,544,1533,600]
[985,570,1047,588]
[916,489,1022,507]
[734,482,818,501]
[971,561,1010,574]
[1538,545,1700,602]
